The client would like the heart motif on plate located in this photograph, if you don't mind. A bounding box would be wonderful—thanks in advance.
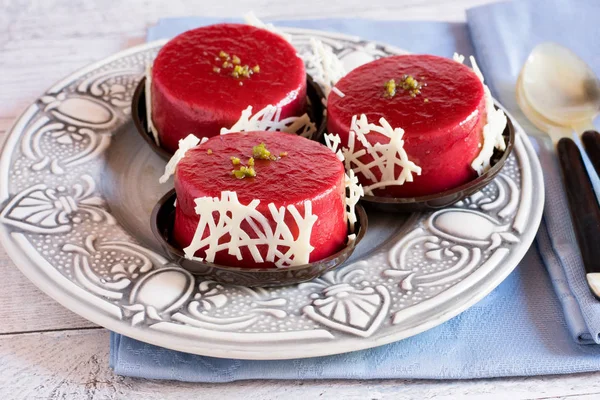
[300,262,391,337]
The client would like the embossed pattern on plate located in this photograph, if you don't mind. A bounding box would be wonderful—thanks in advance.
[0,29,544,360]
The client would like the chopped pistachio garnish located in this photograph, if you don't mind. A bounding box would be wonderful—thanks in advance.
[384,79,397,98]
[232,64,252,79]
[385,75,425,99]
[252,143,272,160]
[404,75,418,89]
[400,74,423,98]
[212,52,260,81]
[280,151,288,157]
[231,166,256,179]
[248,157,255,166]
[207,149,213,155]
[231,156,241,165]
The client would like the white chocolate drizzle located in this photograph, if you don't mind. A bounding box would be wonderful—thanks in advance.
[244,11,292,43]
[453,52,507,175]
[220,105,317,139]
[324,115,422,195]
[324,133,345,162]
[145,65,160,145]
[344,169,364,232]
[332,87,346,98]
[302,38,346,99]
[159,134,206,183]
[184,191,318,268]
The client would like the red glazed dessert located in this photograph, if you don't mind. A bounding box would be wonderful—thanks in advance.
[173,131,347,268]
[327,54,487,198]
[150,24,307,153]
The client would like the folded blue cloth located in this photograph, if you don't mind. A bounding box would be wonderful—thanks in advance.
[467,0,600,344]
[110,2,600,381]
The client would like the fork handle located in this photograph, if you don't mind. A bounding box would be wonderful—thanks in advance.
[582,130,600,177]
[557,137,600,300]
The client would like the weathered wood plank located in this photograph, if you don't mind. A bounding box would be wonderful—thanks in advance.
[1,0,598,397]
[0,0,498,120]
[0,246,98,334]
[0,119,13,134]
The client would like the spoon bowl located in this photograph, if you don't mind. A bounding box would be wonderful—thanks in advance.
[517,42,600,135]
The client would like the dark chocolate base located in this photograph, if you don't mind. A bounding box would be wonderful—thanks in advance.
[151,189,367,287]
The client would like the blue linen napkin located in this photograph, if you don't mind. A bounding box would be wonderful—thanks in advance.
[110,4,600,381]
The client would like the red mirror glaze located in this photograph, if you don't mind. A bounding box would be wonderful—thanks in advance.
[328,54,486,198]
[173,131,347,268]
[151,24,307,153]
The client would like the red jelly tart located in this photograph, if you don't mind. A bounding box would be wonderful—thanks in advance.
[150,24,307,153]
[173,131,348,268]
[327,54,489,198]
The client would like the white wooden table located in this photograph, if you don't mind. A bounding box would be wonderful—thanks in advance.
[2,1,600,398]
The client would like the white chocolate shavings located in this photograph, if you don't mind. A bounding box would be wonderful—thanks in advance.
[244,11,292,43]
[347,233,357,246]
[344,169,364,232]
[453,53,507,175]
[183,191,318,268]
[302,38,346,99]
[322,136,364,229]
[324,115,422,195]
[324,133,345,162]
[452,52,465,64]
[159,134,206,183]
[145,65,160,146]
[220,105,317,139]
[332,87,346,98]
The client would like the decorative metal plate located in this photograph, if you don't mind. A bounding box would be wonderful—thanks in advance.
[0,28,544,360]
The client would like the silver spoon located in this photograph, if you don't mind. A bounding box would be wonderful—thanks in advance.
[516,42,600,300]
[516,42,600,141]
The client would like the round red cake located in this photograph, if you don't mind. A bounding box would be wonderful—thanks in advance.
[327,54,487,197]
[173,131,347,268]
[151,24,307,153]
